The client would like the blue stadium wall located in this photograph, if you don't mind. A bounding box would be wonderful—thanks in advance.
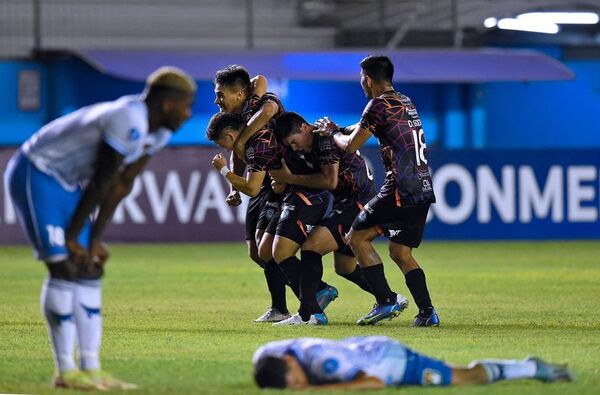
[1,53,599,241]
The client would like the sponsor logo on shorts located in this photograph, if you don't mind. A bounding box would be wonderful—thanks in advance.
[422,369,442,385]
[306,224,314,233]
[388,229,402,237]
[280,204,294,220]
[129,128,140,141]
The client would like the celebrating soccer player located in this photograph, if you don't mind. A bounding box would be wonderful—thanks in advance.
[4,67,196,390]
[212,65,292,322]
[315,55,439,327]
[253,336,574,390]
[269,112,381,325]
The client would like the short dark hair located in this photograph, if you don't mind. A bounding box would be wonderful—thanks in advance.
[206,112,244,141]
[274,111,307,140]
[214,65,251,95]
[360,55,394,83]
[254,356,288,389]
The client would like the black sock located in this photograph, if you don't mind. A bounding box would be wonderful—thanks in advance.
[298,250,324,320]
[279,256,301,299]
[340,265,374,295]
[361,264,396,305]
[405,268,433,312]
[264,259,288,313]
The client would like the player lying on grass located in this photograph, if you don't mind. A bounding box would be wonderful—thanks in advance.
[4,67,196,391]
[253,336,574,390]
[212,65,291,322]
[269,112,387,326]
[207,112,338,322]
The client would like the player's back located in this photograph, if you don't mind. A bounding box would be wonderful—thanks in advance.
[22,95,149,190]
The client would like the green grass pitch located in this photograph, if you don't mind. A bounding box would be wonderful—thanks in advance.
[1,241,599,394]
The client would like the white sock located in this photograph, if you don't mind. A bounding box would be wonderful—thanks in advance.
[41,278,77,372]
[74,279,102,371]
[471,359,537,382]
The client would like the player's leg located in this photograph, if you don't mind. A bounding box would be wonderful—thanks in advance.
[298,226,339,319]
[253,224,290,322]
[4,153,99,390]
[332,252,373,296]
[452,357,573,385]
[347,194,409,325]
[385,203,437,327]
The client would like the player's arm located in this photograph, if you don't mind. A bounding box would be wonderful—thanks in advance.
[270,159,339,190]
[233,99,279,158]
[65,142,125,264]
[90,154,150,243]
[306,373,385,390]
[315,117,372,153]
[213,153,265,197]
[251,75,267,97]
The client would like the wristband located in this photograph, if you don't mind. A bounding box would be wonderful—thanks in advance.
[219,166,230,177]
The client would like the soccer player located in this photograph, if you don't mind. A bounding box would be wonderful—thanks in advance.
[253,336,574,390]
[315,55,439,327]
[207,112,338,323]
[212,65,289,322]
[4,67,196,390]
[269,112,385,326]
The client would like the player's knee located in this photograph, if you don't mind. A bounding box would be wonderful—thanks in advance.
[389,245,411,265]
[347,230,364,253]
[247,242,263,267]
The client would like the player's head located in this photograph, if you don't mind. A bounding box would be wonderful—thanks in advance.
[214,65,252,113]
[206,112,244,151]
[144,66,196,132]
[274,111,314,153]
[359,55,394,98]
[254,355,309,389]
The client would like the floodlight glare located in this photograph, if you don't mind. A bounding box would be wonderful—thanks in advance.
[483,17,498,28]
[497,18,560,34]
[517,12,599,25]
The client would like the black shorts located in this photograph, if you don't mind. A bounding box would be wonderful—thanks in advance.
[245,193,266,241]
[275,193,328,245]
[257,199,281,234]
[319,201,364,257]
[352,193,431,248]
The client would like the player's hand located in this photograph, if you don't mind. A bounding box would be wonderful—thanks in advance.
[212,153,228,171]
[226,190,242,206]
[66,239,90,267]
[233,138,246,162]
[269,159,293,184]
[271,180,287,194]
[314,117,338,137]
[90,239,110,266]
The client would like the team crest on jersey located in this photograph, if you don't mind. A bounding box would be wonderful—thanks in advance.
[318,136,332,151]
[246,147,255,161]
[265,208,274,220]
[422,179,433,192]
[129,128,141,141]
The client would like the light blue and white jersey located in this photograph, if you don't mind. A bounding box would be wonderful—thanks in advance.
[252,336,409,386]
[22,95,171,190]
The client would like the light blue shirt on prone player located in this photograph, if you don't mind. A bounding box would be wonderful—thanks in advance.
[22,95,172,191]
[252,336,409,386]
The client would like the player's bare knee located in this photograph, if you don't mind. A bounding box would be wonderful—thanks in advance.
[389,245,411,266]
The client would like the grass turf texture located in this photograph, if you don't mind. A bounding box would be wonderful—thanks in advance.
[0,241,599,394]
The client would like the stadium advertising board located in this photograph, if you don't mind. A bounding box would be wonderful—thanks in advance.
[0,147,598,243]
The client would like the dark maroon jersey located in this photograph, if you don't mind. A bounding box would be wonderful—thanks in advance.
[242,92,285,125]
[246,128,283,173]
[359,91,435,207]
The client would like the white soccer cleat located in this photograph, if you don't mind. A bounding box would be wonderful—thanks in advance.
[272,313,328,326]
[254,308,291,323]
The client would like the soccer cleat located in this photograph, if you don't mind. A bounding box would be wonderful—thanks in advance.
[357,294,408,325]
[527,357,575,383]
[272,312,328,326]
[254,308,291,323]
[412,308,440,327]
[316,285,339,311]
[54,368,103,391]
[83,369,139,390]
